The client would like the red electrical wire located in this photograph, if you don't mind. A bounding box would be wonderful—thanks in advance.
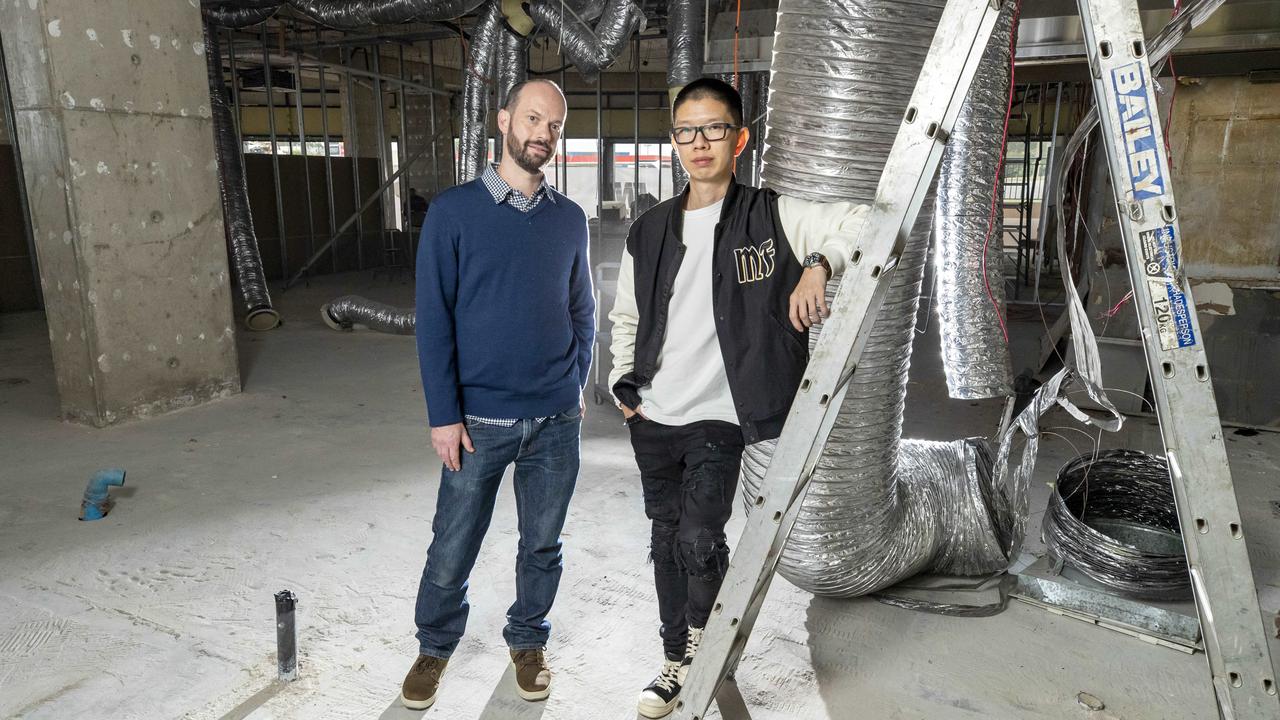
[732,0,742,89]
[1163,0,1183,168]
[980,0,1025,344]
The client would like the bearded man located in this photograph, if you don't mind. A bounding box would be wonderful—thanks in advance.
[402,78,593,710]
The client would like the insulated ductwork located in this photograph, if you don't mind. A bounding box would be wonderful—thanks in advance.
[321,296,416,334]
[742,0,1016,598]
[203,20,281,331]
[460,0,503,182]
[743,437,1010,596]
[202,0,488,28]
[203,1,280,28]
[527,0,645,79]
[496,27,530,112]
[934,5,1015,400]
[666,0,703,193]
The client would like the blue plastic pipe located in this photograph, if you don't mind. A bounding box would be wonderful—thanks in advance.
[80,468,126,521]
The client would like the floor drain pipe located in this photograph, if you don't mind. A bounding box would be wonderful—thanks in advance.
[80,469,126,521]
[275,590,298,681]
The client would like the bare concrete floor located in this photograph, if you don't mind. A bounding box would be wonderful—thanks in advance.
[1,272,1277,720]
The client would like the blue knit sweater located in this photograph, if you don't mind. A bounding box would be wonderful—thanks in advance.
[415,178,594,427]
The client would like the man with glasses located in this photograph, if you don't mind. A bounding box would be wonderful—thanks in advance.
[608,77,869,717]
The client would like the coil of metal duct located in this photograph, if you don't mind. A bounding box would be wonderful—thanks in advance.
[742,0,1020,598]
[934,4,1014,400]
[203,20,281,331]
[1043,450,1190,599]
[321,295,416,334]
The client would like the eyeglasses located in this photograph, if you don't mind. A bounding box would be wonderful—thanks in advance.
[670,123,741,145]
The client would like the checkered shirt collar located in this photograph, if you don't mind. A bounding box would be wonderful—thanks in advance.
[481,164,555,210]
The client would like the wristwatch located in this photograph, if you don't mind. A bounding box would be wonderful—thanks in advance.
[802,252,831,279]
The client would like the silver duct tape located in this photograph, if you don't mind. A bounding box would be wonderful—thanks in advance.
[1044,450,1190,599]
[322,295,416,334]
[934,4,1014,400]
[460,1,502,183]
[203,21,280,330]
[496,28,529,111]
[527,0,644,79]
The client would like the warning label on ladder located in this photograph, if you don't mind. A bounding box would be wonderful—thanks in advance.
[1140,226,1197,350]
[1111,62,1165,201]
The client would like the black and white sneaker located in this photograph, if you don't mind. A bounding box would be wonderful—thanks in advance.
[679,626,704,683]
[637,658,683,718]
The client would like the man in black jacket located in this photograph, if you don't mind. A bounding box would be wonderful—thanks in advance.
[608,78,868,717]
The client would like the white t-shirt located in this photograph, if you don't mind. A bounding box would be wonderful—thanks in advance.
[638,199,740,426]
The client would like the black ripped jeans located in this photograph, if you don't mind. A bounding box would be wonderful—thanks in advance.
[627,418,744,661]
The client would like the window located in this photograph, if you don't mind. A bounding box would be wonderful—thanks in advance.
[611,142,676,221]
[242,139,345,156]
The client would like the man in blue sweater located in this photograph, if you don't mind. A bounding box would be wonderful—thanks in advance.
[402,78,594,710]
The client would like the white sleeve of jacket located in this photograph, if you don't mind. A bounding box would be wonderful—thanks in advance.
[776,195,870,277]
[607,245,639,406]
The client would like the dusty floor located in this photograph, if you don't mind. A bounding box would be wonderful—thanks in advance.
[1,272,1277,720]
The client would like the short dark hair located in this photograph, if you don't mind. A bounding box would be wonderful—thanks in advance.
[672,77,744,126]
[503,78,567,112]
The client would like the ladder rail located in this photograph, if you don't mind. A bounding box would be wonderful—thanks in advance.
[1075,1,1279,716]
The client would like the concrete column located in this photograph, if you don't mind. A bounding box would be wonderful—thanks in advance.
[0,0,240,426]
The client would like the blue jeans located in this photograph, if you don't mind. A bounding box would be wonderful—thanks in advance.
[414,407,582,658]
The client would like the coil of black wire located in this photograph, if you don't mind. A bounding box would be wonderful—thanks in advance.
[1043,449,1191,599]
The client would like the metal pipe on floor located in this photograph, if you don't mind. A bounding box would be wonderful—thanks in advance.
[274,590,298,682]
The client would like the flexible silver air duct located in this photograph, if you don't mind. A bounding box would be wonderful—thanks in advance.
[526,0,645,79]
[203,21,282,331]
[496,27,529,111]
[202,0,488,29]
[934,5,1014,400]
[202,2,280,28]
[460,1,503,182]
[666,0,702,193]
[321,296,416,335]
[743,437,1010,596]
[741,0,1019,598]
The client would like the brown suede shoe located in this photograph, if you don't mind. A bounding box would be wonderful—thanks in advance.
[509,649,552,701]
[401,654,448,710]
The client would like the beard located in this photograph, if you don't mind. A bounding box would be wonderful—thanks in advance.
[506,133,553,174]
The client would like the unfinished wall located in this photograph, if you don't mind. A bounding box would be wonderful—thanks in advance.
[1083,75,1280,428]
[1168,76,1280,283]
[0,0,240,425]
